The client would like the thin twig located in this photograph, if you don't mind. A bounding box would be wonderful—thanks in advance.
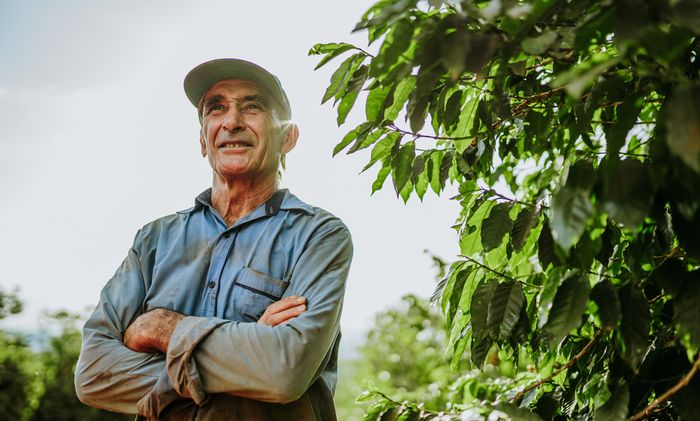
[639,246,680,288]
[387,125,470,141]
[584,151,652,158]
[648,294,665,305]
[628,352,700,421]
[480,187,550,210]
[458,255,542,288]
[590,121,656,125]
[509,329,604,404]
[459,58,560,82]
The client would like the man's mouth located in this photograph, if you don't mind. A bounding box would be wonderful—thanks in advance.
[219,141,252,149]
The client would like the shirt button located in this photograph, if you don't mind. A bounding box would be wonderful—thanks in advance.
[208,281,216,289]
[223,232,230,238]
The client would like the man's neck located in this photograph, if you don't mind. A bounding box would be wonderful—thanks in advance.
[210,175,278,227]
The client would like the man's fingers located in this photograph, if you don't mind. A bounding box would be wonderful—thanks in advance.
[262,304,306,327]
[257,295,306,325]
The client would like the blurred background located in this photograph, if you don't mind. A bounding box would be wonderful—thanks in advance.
[0,0,463,419]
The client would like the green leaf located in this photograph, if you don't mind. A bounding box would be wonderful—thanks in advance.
[472,336,494,370]
[392,141,415,194]
[309,43,359,69]
[674,270,700,351]
[449,267,474,327]
[595,224,615,266]
[656,208,674,253]
[430,261,463,305]
[535,387,563,421]
[590,280,621,331]
[439,151,453,191]
[334,129,358,156]
[337,92,359,126]
[322,54,358,104]
[594,380,629,421]
[415,166,429,200]
[368,132,402,167]
[605,94,644,163]
[451,325,472,371]
[350,128,386,154]
[538,221,562,270]
[429,151,444,195]
[471,277,499,346]
[487,281,526,343]
[461,200,498,257]
[443,90,464,131]
[366,85,392,122]
[521,31,558,55]
[453,96,480,153]
[618,283,651,370]
[372,158,392,195]
[511,302,532,346]
[495,401,544,421]
[346,65,369,94]
[545,274,591,348]
[375,17,414,74]
[409,94,430,134]
[512,206,541,253]
[511,221,543,271]
[384,77,416,121]
[666,83,700,173]
[481,203,515,252]
[551,160,596,249]
[601,160,653,234]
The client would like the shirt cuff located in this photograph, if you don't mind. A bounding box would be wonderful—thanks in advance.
[136,368,195,419]
[166,316,229,405]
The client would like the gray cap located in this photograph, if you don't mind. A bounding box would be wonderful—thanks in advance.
[184,59,292,119]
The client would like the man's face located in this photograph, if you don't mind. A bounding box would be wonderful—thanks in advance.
[199,78,296,184]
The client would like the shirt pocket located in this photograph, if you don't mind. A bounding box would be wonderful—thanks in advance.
[233,266,289,322]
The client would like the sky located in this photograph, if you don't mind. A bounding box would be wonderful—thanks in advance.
[0,0,463,342]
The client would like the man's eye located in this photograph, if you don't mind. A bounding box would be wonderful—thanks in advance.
[246,104,263,111]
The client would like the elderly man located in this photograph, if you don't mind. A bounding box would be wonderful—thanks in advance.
[75,59,353,421]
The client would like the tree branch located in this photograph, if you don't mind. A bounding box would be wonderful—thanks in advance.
[387,125,470,141]
[509,329,604,404]
[628,351,700,421]
[479,188,550,210]
[457,255,542,288]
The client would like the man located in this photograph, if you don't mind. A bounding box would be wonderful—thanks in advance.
[75,59,353,421]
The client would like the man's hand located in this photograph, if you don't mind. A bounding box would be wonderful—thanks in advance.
[124,308,186,353]
[257,295,307,327]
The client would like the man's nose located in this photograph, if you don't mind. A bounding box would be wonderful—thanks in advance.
[222,108,246,132]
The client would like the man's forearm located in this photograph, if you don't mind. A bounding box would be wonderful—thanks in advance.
[124,308,187,353]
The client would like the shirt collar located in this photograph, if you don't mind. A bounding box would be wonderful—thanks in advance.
[178,188,314,218]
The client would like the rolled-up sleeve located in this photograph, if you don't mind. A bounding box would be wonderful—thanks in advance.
[162,223,352,405]
[75,245,165,415]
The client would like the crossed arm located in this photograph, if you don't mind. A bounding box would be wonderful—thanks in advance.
[123,296,308,353]
[75,222,352,418]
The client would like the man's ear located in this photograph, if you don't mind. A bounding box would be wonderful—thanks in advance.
[281,124,299,154]
[199,133,207,157]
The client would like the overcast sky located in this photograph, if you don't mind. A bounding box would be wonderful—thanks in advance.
[0,0,462,339]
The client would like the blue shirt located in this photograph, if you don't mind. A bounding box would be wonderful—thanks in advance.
[75,189,353,420]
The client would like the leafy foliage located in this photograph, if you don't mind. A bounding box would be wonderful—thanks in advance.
[0,289,130,421]
[313,0,700,419]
